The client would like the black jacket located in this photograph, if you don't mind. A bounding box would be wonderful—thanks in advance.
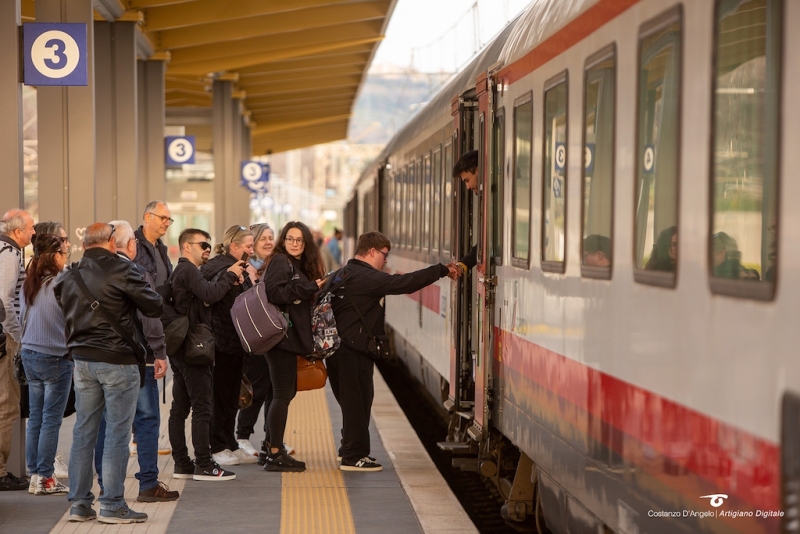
[54,248,163,364]
[201,253,252,354]
[134,226,173,283]
[263,253,319,356]
[331,259,448,356]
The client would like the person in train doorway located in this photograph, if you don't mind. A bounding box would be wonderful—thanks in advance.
[327,231,456,471]
[447,150,479,280]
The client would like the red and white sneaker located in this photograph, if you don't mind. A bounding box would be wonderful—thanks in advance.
[36,475,69,495]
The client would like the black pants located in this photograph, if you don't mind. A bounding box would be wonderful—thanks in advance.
[169,358,214,467]
[210,350,246,454]
[327,347,374,462]
[264,349,297,450]
[236,354,273,441]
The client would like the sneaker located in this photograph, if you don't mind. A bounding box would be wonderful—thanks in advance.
[237,439,259,457]
[28,474,38,494]
[259,443,295,466]
[129,442,137,456]
[340,457,382,472]
[137,481,179,502]
[98,506,148,524]
[69,504,97,522]
[264,450,305,473]
[36,475,69,495]
[231,447,258,464]
[285,443,296,455]
[193,462,236,481]
[172,461,195,479]
[54,454,68,479]
[158,445,172,456]
[0,472,28,491]
[212,449,240,466]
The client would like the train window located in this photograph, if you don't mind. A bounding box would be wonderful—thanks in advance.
[416,158,423,251]
[424,153,432,252]
[634,7,682,288]
[491,108,505,262]
[433,147,442,254]
[710,0,780,300]
[581,46,616,280]
[443,140,453,254]
[542,73,568,272]
[394,169,401,242]
[402,165,409,248]
[409,162,416,248]
[512,93,533,267]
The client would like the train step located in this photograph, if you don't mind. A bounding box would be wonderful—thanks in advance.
[437,441,472,453]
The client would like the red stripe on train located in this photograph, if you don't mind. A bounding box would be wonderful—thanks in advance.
[392,269,441,315]
[494,327,780,511]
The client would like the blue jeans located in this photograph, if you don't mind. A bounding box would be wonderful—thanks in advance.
[95,366,160,492]
[68,360,139,511]
[22,349,72,478]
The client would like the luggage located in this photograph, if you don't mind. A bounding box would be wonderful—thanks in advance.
[230,281,288,355]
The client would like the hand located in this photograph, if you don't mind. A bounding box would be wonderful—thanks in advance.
[245,264,258,282]
[154,359,168,379]
[446,263,462,280]
[227,260,246,274]
[315,277,327,288]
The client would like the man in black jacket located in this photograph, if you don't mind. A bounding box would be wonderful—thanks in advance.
[328,231,455,471]
[134,200,173,288]
[168,228,242,481]
[54,223,162,524]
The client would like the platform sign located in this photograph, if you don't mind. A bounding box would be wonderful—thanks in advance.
[23,23,88,86]
[643,145,656,174]
[165,136,195,165]
[584,143,595,175]
[554,142,566,172]
[241,161,270,192]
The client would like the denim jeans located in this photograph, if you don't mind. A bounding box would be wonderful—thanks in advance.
[68,360,139,511]
[95,366,160,492]
[22,349,72,478]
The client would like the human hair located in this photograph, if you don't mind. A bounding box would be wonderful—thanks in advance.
[23,234,64,306]
[108,220,135,250]
[32,221,64,248]
[142,200,165,220]
[355,231,391,256]
[84,222,115,248]
[0,209,29,237]
[645,225,678,272]
[452,150,479,178]
[583,234,611,260]
[214,225,253,256]
[270,221,324,280]
[250,223,273,259]
[179,228,211,249]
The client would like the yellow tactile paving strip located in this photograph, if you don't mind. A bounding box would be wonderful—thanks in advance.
[281,388,356,534]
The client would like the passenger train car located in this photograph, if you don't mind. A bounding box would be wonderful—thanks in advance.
[344,1,798,532]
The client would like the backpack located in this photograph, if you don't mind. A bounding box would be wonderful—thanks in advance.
[230,280,288,355]
[156,278,189,357]
[309,269,345,360]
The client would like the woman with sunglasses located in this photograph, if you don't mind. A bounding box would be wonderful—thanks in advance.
[200,225,259,467]
[260,221,326,472]
[20,228,71,495]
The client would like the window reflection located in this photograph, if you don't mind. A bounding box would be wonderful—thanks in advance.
[542,78,568,268]
[513,97,532,262]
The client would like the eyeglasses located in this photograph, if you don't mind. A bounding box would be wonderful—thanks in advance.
[285,237,304,245]
[189,241,212,251]
[57,250,71,259]
[108,224,116,240]
[376,249,389,261]
[148,212,174,225]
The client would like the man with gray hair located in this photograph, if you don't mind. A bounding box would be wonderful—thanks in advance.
[55,222,162,523]
[93,221,179,503]
[0,209,35,491]
[134,201,173,288]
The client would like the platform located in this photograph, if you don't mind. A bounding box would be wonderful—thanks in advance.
[0,369,476,534]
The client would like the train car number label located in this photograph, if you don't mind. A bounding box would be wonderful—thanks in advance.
[165,136,196,165]
[23,23,88,86]
[643,145,656,173]
[555,143,566,172]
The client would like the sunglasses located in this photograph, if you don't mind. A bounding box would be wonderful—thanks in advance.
[189,241,212,251]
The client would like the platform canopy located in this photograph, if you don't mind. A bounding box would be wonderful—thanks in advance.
[21,0,396,155]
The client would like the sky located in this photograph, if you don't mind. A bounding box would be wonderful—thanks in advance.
[370,0,532,74]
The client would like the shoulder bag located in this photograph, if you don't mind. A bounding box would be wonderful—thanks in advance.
[182,297,215,366]
[344,287,392,362]
[296,355,327,391]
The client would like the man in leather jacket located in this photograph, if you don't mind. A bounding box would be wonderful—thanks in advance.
[54,223,162,524]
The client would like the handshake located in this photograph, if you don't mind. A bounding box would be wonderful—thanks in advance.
[445,262,467,281]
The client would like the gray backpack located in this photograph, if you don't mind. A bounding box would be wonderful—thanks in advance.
[230,281,288,355]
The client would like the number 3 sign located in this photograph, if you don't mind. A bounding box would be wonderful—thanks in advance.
[23,23,88,86]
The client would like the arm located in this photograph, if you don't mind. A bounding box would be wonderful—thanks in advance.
[0,251,21,341]
[185,265,238,305]
[139,310,167,360]
[264,256,318,305]
[125,265,163,318]
[459,245,478,270]
[361,264,448,297]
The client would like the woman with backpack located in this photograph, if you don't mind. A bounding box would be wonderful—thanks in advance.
[260,221,326,472]
[200,225,258,467]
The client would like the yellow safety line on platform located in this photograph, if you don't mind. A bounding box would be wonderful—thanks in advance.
[281,388,355,534]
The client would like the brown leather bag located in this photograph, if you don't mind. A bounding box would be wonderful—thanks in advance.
[239,375,254,409]
[296,356,327,391]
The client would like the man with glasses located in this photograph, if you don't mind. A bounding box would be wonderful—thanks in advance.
[54,223,163,523]
[135,201,174,288]
[166,229,243,482]
[327,231,456,471]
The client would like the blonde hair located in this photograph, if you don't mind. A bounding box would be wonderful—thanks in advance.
[214,225,253,255]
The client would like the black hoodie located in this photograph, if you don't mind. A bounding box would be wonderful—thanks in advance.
[200,253,253,354]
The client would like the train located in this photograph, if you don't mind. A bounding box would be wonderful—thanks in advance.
[343,1,797,533]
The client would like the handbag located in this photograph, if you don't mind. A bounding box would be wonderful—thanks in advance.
[239,374,254,409]
[230,280,288,355]
[344,287,392,362]
[296,356,327,391]
[183,323,215,366]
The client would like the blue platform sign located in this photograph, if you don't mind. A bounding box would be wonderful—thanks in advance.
[23,23,88,86]
[165,136,195,165]
[554,142,566,172]
[643,144,656,174]
[241,161,270,192]
[584,143,595,175]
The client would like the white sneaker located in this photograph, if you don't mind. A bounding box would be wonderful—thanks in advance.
[231,447,258,464]
[284,443,295,455]
[54,454,68,479]
[236,439,259,457]
[129,442,137,456]
[28,474,38,494]
[36,475,70,495]
[212,449,240,466]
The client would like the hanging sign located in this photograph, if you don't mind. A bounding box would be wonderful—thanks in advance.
[165,136,196,165]
[23,23,88,86]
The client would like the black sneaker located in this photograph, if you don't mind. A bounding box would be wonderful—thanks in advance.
[0,472,28,491]
[264,451,305,473]
[257,441,269,466]
[172,461,195,479]
[193,462,236,481]
[340,457,382,472]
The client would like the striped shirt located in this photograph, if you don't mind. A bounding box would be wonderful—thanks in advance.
[0,236,25,342]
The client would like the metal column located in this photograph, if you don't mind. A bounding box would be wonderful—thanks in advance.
[137,60,165,211]
[0,0,23,213]
[36,0,95,255]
